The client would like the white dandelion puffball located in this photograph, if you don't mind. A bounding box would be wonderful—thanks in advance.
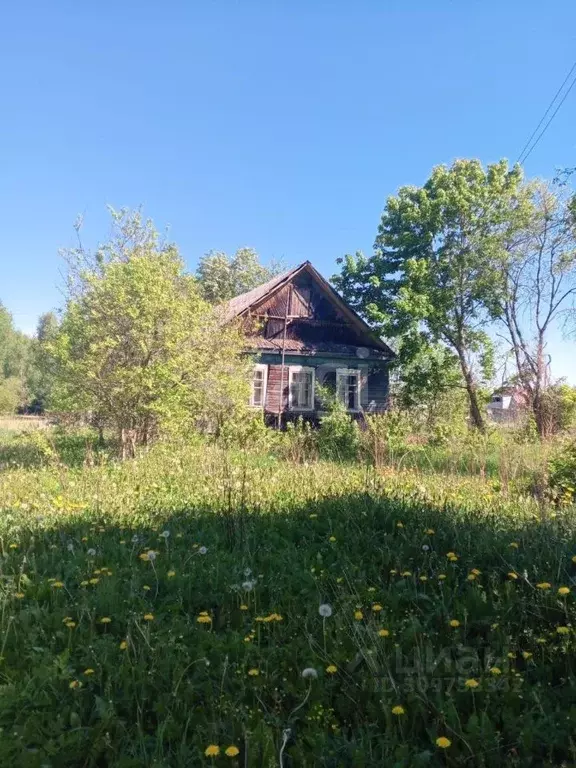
[147,550,157,561]
[242,580,256,591]
[422,544,430,552]
[160,530,170,539]
[244,567,252,577]
[318,604,333,618]
[87,548,96,556]
[301,668,318,680]
[198,546,208,555]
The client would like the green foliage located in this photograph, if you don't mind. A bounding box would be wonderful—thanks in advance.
[0,303,31,413]
[0,376,23,414]
[336,159,526,430]
[26,312,59,412]
[0,435,574,765]
[51,209,251,456]
[196,247,284,304]
[317,399,360,461]
[548,440,576,504]
[541,383,576,435]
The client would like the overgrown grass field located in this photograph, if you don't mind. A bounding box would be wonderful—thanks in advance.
[1,431,576,766]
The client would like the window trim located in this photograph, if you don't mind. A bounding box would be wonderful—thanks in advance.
[336,367,362,412]
[250,364,268,408]
[288,365,315,411]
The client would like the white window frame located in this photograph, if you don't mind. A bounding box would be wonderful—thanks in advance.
[336,368,362,412]
[288,365,315,411]
[250,364,268,408]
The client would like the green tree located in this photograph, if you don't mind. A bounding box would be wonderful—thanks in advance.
[0,303,30,413]
[196,247,284,303]
[51,209,251,458]
[26,312,59,412]
[335,159,526,431]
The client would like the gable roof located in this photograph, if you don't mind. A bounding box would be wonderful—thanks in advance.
[222,260,395,357]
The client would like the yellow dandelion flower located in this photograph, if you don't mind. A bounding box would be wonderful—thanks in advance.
[508,572,518,580]
[448,555,458,562]
[557,626,570,635]
[509,542,519,549]
[326,664,337,674]
[143,613,154,621]
[464,678,479,688]
[197,614,212,624]
[372,604,383,612]
[225,746,239,757]
[572,555,576,564]
[558,586,570,596]
[14,592,25,599]
[489,666,502,675]
[99,617,112,624]
[240,604,248,611]
[309,513,317,519]
[143,585,151,591]
[69,680,81,689]
[52,581,64,589]
[354,610,363,620]
[507,652,515,658]
[419,575,428,582]
[9,543,18,549]
[65,621,76,629]
[389,569,397,575]
[119,640,128,650]
[449,619,460,628]
[205,745,220,757]
[329,536,336,543]
[391,705,405,715]
[247,668,259,676]
[436,737,452,749]
[89,578,99,585]
[396,522,404,528]
[378,628,390,637]
[81,537,88,542]
[425,528,435,535]
[167,570,176,578]
[467,574,476,581]
[536,582,551,590]
[139,553,150,561]
[536,637,547,644]
[438,574,447,580]
[80,580,89,587]
[446,551,456,559]
[471,568,481,576]
[93,569,101,576]
[83,668,95,675]
[522,651,532,659]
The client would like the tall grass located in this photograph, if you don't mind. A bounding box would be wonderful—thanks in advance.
[0,433,574,766]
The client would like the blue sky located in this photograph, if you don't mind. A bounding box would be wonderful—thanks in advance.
[1,1,575,380]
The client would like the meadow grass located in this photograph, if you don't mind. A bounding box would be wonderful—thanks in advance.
[0,435,575,766]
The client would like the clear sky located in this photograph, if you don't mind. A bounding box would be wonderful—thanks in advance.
[1,1,575,379]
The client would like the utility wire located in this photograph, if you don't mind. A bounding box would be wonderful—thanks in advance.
[516,59,576,165]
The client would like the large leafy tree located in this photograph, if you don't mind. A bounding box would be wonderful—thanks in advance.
[335,159,526,431]
[196,247,284,303]
[51,209,250,457]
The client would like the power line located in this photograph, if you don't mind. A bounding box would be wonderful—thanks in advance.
[516,59,576,165]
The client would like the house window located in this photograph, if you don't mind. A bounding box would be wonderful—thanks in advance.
[251,364,267,407]
[289,366,315,410]
[337,368,361,411]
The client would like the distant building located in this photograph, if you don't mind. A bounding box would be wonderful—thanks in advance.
[487,385,529,423]
[223,261,395,425]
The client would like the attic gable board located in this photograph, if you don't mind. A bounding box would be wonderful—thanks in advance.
[249,272,346,323]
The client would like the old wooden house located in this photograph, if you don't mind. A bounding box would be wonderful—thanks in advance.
[223,261,394,424]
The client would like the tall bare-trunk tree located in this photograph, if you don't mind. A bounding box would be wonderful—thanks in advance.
[491,182,576,436]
